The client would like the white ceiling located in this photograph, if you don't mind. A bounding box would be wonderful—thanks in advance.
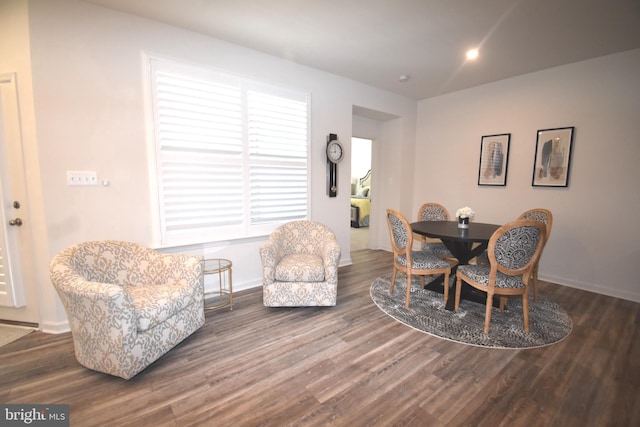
[82,0,640,100]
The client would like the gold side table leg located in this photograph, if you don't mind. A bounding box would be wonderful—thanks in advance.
[203,259,233,311]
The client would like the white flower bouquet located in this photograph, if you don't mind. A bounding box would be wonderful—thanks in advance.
[456,206,475,219]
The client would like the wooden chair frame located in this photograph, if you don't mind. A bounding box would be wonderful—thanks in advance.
[387,208,454,308]
[454,219,546,334]
[518,208,553,302]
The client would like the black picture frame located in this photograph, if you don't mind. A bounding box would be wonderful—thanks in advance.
[478,133,510,186]
[532,127,574,187]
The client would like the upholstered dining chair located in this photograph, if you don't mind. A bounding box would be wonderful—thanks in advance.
[387,209,455,308]
[518,208,553,302]
[415,202,453,258]
[260,220,341,307]
[454,220,546,334]
[49,240,205,379]
[475,208,553,301]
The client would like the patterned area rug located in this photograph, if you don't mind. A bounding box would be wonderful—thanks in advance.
[370,274,572,349]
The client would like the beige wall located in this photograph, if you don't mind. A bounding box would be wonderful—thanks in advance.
[10,0,416,331]
[415,49,640,301]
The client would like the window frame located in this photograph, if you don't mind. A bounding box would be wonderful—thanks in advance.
[145,55,311,247]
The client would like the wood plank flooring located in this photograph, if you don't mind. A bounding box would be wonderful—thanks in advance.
[1,249,639,426]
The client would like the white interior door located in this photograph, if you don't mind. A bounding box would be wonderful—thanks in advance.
[0,73,26,308]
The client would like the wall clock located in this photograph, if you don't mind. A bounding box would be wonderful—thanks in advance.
[326,133,343,197]
[326,139,344,164]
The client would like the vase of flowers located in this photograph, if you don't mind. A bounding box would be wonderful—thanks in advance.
[456,206,475,229]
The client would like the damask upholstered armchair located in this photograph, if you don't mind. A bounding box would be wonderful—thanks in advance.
[260,220,341,307]
[49,240,205,379]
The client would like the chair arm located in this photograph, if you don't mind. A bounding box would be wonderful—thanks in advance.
[321,240,341,285]
[259,240,283,285]
[152,253,204,301]
[49,264,139,348]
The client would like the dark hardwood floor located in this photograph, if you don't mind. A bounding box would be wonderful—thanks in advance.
[1,249,638,426]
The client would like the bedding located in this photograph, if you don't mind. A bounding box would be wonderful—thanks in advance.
[351,169,372,228]
[350,197,371,227]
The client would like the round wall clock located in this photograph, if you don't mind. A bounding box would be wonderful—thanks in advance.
[326,139,344,164]
[326,134,342,197]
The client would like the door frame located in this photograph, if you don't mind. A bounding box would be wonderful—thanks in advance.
[0,72,35,321]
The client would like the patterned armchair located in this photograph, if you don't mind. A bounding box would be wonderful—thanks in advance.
[260,220,341,307]
[49,240,205,379]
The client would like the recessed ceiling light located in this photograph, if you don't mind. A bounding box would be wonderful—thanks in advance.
[466,49,479,60]
[399,75,410,83]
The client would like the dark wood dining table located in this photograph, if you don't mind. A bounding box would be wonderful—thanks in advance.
[410,220,501,310]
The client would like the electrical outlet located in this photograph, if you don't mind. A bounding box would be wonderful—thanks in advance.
[67,171,98,186]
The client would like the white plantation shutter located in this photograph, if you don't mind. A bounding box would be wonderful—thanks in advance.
[247,90,309,229]
[149,58,309,245]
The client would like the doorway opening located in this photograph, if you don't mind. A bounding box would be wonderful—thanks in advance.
[350,137,372,251]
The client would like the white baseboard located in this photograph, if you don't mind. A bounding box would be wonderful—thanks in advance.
[340,257,353,267]
[40,320,70,334]
[540,273,640,303]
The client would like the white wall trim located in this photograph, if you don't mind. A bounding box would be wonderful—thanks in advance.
[540,273,640,303]
[40,320,70,334]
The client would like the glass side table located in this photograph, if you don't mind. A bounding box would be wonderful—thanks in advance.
[203,258,233,311]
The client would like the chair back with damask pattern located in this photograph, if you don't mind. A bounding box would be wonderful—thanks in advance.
[268,220,338,256]
[387,209,412,255]
[487,219,546,277]
[518,208,553,241]
[63,241,155,285]
[417,202,450,222]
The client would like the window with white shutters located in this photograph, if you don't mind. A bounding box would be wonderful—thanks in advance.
[148,57,310,246]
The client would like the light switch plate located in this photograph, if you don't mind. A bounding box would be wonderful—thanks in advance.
[67,171,98,186]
